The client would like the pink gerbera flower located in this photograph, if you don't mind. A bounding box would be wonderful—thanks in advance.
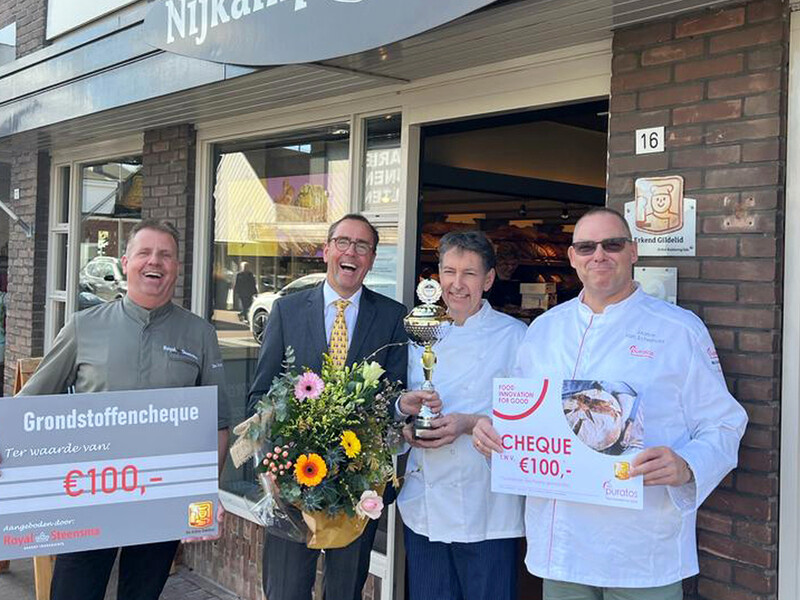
[295,372,324,400]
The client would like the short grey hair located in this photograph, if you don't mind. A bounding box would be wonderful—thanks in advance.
[126,219,180,255]
[438,230,496,273]
[574,207,632,239]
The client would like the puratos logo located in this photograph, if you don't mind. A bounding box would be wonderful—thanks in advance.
[143,0,498,66]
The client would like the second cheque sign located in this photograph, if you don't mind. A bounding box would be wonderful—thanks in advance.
[0,387,219,559]
[491,377,644,509]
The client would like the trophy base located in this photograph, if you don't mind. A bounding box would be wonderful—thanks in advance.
[413,413,438,440]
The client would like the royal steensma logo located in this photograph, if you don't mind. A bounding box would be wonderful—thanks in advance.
[189,501,215,528]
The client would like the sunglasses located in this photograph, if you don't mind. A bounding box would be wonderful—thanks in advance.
[570,237,632,256]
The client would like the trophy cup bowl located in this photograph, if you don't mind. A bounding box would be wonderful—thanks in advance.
[403,281,453,438]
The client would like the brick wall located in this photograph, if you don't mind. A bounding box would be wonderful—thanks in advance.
[142,125,197,309]
[181,514,383,600]
[4,142,50,395]
[607,1,787,598]
[0,0,48,59]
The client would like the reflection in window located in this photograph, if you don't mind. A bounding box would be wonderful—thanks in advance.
[362,114,401,212]
[0,23,15,68]
[211,126,351,495]
[78,158,142,308]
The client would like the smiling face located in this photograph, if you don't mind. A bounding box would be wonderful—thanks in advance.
[439,247,495,325]
[323,218,376,298]
[121,228,180,309]
[568,212,637,312]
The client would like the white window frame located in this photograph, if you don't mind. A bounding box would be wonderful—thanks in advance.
[779,7,800,600]
[46,135,143,349]
[194,38,611,600]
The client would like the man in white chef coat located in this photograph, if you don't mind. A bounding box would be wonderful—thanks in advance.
[473,207,747,600]
[397,230,526,600]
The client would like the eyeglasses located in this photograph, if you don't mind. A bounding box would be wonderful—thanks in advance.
[329,236,373,256]
[570,237,632,256]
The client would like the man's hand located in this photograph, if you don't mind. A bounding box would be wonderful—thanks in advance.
[402,413,478,449]
[630,446,693,486]
[398,390,442,417]
[472,416,503,458]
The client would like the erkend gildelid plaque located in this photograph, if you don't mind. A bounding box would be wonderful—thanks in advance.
[0,387,218,559]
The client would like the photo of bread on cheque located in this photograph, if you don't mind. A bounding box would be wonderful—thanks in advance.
[561,380,644,456]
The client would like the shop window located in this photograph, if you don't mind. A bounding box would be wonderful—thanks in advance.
[362,114,401,214]
[77,158,142,308]
[210,125,352,495]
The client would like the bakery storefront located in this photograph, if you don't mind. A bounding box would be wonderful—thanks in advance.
[0,0,790,598]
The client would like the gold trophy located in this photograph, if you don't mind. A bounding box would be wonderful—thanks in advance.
[403,279,453,438]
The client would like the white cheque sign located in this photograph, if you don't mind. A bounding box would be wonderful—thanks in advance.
[491,378,644,510]
[0,387,219,559]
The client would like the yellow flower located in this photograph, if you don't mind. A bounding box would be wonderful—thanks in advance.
[294,453,327,487]
[340,430,362,458]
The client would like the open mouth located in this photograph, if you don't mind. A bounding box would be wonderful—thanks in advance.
[340,262,358,273]
[144,271,163,279]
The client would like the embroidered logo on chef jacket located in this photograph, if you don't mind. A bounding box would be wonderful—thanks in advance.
[624,329,666,345]
[629,345,655,359]
[162,345,200,364]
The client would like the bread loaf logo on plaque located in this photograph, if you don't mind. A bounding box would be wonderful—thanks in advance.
[634,176,684,235]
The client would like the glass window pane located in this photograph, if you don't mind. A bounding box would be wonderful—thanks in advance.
[55,232,68,291]
[77,158,142,308]
[362,114,401,213]
[53,301,66,333]
[211,125,351,495]
[371,225,398,301]
[58,166,71,224]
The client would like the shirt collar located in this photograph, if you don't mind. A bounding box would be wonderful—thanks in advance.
[323,280,362,310]
[122,294,175,325]
[577,282,643,316]
[454,299,491,329]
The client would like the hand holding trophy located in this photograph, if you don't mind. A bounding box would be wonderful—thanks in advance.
[403,279,453,438]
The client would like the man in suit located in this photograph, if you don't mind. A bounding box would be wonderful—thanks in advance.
[249,213,408,600]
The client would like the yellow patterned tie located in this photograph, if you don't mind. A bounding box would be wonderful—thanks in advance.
[329,299,351,368]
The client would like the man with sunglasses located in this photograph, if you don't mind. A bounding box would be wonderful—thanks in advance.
[473,207,747,600]
[249,213,407,600]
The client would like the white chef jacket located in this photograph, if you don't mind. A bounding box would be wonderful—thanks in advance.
[398,301,527,543]
[516,286,747,587]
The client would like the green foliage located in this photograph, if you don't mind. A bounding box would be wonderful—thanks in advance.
[253,350,404,516]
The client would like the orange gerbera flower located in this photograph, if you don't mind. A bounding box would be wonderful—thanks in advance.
[295,453,328,487]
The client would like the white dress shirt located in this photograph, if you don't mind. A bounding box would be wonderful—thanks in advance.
[323,281,361,347]
[398,301,527,543]
[515,286,747,587]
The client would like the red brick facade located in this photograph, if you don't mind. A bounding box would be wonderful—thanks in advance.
[3,142,50,396]
[607,2,787,598]
[0,0,47,59]
[142,125,197,309]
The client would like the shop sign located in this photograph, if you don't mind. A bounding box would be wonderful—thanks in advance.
[624,175,696,256]
[143,0,499,66]
[491,378,643,510]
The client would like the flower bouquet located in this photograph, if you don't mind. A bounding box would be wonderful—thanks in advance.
[234,347,404,549]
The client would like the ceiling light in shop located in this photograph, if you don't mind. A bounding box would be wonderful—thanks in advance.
[561,207,570,220]
[518,203,527,217]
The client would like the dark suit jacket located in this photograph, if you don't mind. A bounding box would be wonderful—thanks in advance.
[248,283,408,411]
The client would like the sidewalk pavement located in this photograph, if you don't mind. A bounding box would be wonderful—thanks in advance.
[0,559,240,600]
